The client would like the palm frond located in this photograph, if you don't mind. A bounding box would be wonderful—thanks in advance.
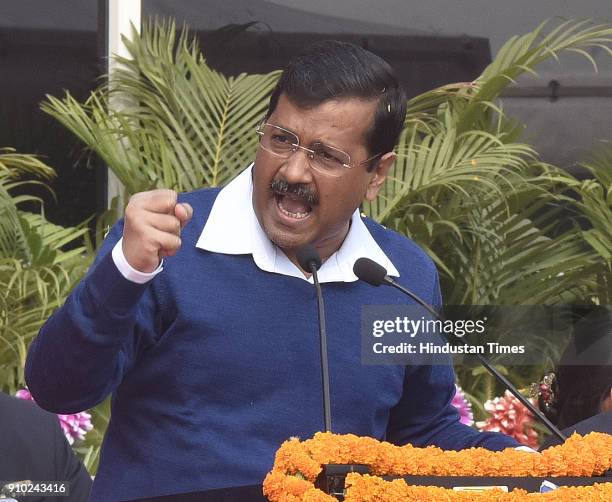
[569,143,612,300]
[363,119,538,223]
[0,147,55,179]
[361,19,611,308]
[0,153,91,393]
[458,19,612,132]
[42,20,280,197]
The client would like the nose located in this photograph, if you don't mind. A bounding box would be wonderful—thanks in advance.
[280,146,315,185]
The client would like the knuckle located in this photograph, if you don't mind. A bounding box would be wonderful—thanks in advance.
[124,205,138,224]
[128,192,141,204]
[128,191,149,209]
[167,189,177,210]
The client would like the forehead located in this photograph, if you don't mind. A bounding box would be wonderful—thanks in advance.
[268,94,378,148]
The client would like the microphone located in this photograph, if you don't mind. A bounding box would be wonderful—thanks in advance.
[296,245,322,274]
[353,257,386,286]
[297,245,332,432]
[354,258,441,320]
[353,257,566,442]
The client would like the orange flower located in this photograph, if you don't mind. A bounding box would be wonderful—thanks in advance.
[344,473,612,501]
[263,432,612,501]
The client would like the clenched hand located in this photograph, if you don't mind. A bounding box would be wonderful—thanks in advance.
[122,189,193,273]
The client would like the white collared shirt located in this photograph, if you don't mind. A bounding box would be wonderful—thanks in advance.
[112,164,399,284]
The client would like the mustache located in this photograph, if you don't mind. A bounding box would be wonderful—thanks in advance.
[269,178,319,206]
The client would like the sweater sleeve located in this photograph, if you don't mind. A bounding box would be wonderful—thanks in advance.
[385,268,520,451]
[25,221,160,414]
[386,363,520,451]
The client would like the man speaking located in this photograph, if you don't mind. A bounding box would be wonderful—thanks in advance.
[25,41,520,501]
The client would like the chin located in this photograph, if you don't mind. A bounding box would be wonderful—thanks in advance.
[266,229,309,251]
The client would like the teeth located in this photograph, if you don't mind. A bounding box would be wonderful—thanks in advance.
[277,198,311,219]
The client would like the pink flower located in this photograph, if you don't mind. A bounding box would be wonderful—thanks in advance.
[451,384,474,426]
[57,411,94,445]
[15,388,93,445]
[15,388,33,400]
[476,390,539,448]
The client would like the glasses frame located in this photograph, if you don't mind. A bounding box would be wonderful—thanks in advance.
[255,122,382,175]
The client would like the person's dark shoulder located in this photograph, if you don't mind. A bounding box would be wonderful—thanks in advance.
[0,391,63,478]
[0,391,60,431]
[539,411,612,450]
[362,216,437,279]
[0,392,92,500]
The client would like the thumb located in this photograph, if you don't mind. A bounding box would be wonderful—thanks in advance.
[175,202,193,228]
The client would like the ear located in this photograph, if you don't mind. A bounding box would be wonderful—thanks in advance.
[365,152,396,201]
[601,389,612,412]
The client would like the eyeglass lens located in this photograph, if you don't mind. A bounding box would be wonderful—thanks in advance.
[258,124,351,174]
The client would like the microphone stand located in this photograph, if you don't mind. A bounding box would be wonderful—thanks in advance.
[384,276,566,442]
[310,265,332,433]
[297,245,332,433]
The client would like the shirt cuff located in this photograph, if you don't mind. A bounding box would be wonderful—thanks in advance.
[514,446,539,453]
[111,237,163,284]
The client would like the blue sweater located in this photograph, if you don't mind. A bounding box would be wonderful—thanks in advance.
[25,188,519,501]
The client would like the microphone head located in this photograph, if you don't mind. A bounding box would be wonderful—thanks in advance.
[296,244,322,272]
[353,258,387,286]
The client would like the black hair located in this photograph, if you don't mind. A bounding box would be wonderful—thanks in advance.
[548,365,611,429]
[265,40,407,171]
[540,308,612,429]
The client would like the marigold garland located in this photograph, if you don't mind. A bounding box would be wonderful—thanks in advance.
[263,432,612,501]
[343,474,612,501]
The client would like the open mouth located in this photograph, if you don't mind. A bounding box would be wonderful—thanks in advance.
[275,193,313,220]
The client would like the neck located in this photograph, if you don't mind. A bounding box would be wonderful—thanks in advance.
[283,221,351,276]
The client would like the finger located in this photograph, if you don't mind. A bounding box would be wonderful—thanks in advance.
[150,228,182,254]
[132,189,177,214]
[175,202,193,228]
[147,213,181,235]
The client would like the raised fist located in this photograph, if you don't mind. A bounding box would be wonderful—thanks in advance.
[122,189,193,273]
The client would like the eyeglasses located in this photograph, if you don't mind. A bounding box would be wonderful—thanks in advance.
[256,123,381,177]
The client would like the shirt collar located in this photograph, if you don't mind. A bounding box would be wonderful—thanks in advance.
[195,164,399,283]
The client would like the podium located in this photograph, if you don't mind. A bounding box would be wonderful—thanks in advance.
[316,464,612,500]
[125,463,612,501]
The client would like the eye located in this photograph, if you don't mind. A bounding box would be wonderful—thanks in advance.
[271,133,293,145]
[314,146,344,164]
